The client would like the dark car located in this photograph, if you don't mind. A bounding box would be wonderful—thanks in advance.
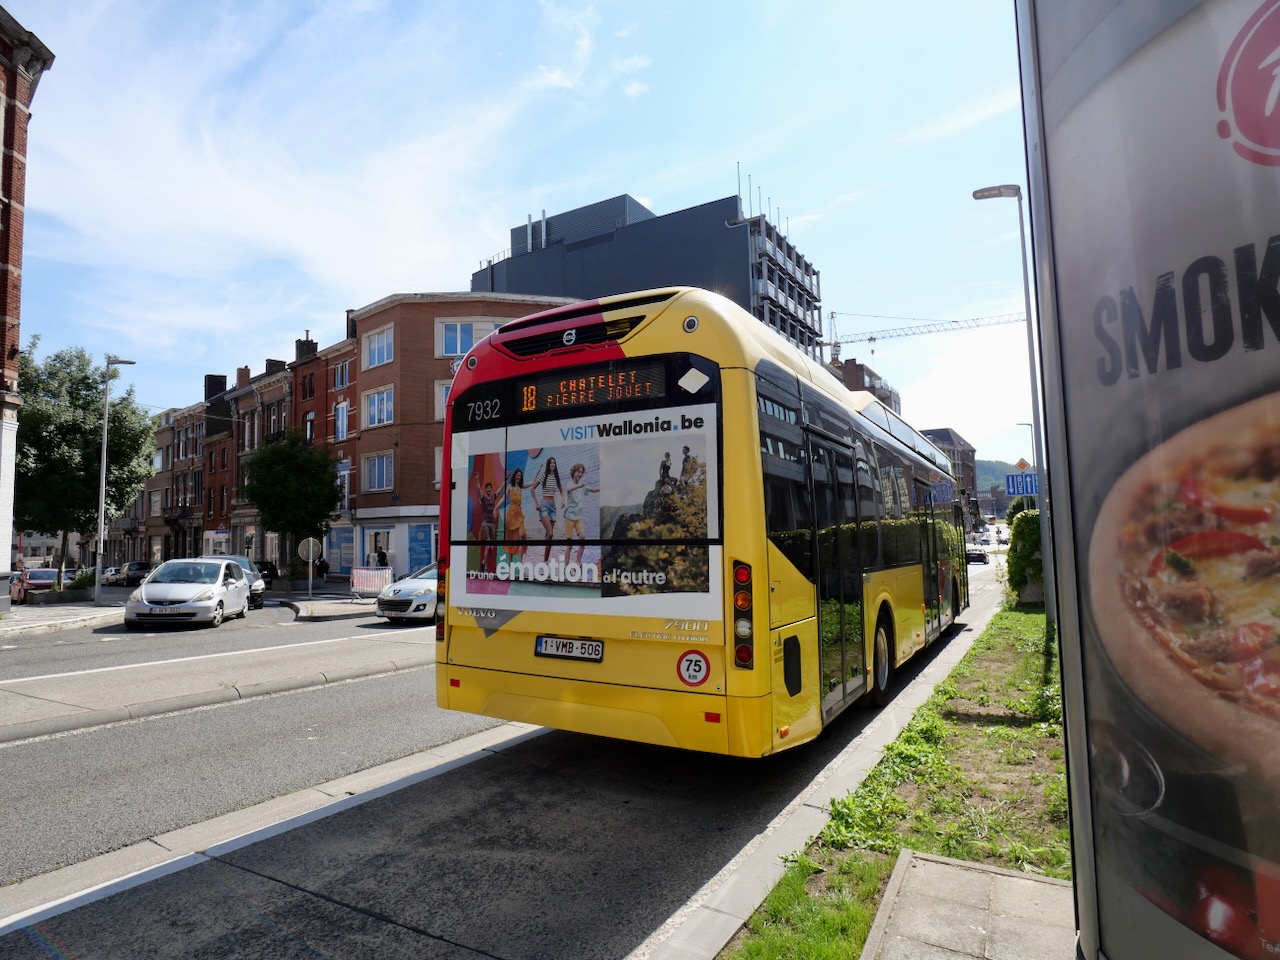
[966,546,990,565]
[256,561,278,588]
[122,560,154,586]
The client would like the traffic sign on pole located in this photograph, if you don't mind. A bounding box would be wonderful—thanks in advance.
[1006,473,1039,497]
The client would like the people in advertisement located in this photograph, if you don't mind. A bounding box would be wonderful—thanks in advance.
[563,462,600,566]
[1023,1,1280,957]
[530,455,565,561]
[474,473,500,573]
[459,407,714,600]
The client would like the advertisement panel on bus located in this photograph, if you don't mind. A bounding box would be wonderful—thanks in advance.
[1022,1,1280,957]
[450,401,722,619]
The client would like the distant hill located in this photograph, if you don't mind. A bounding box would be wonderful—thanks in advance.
[976,459,1021,492]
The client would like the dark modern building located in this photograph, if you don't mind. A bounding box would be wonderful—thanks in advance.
[921,427,978,528]
[471,194,824,357]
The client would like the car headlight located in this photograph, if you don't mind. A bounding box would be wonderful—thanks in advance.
[128,589,142,602]
[190,589,215,602]
[408,586,431,597]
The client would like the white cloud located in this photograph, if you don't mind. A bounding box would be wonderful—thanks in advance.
[888,87,1022,148]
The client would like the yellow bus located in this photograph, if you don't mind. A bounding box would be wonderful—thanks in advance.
[437,287,967,757]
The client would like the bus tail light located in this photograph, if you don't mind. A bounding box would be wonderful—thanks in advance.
[732,560,753,668]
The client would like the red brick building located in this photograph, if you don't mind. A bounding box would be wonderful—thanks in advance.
[334,293,572,576]
[0,10,52,606]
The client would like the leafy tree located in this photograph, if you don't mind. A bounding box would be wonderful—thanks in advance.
[241,429,342,556]
[15,338,154,568]
[1006,495,1034,525]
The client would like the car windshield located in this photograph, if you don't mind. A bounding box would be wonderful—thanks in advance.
[407,564,437,580]
[28,570,57,582]
[151,562,221,584]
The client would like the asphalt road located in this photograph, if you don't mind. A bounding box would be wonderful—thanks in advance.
[0,562,1005,959]
[0,602,401,680]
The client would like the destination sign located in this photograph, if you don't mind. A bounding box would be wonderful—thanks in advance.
[517,359,667,414]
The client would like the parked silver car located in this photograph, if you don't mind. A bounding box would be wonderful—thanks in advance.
[375,563,439,624]
[124,558,250,629]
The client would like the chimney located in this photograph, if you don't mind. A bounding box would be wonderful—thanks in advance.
[236,365,250,389]
[295,330,318,362]
[265,359,287,375]
[204,374,227,401]
[346,309,356,340]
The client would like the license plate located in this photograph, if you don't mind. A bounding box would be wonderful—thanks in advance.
[150,607,180,615]
[535,636,603,662]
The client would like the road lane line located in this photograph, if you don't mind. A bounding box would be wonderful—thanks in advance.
[0,633,418,685]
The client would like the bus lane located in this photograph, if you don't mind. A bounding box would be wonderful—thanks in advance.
[0,562,1004,960]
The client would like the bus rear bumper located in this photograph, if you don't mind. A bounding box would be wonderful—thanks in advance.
[438,664,773,757]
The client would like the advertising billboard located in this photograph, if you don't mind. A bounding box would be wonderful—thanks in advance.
[1020,1,1280,957]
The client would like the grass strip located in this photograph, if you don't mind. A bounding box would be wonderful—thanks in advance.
[720,606,1068,959]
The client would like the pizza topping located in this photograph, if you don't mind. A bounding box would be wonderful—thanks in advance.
[1231,624,1280,697]
[1146,530,1272,577]
[1178,476,1275,525]
[1244,551,1280,579]
[1156,583,1219,623]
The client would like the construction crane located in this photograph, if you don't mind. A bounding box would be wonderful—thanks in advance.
[824,312,1025,361]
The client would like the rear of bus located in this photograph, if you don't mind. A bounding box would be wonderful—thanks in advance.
[436,288,799,757]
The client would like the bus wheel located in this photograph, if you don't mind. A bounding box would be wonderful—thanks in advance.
[870,616,894,707]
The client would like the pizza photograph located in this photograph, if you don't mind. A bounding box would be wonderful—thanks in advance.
[1090,391,1280,793]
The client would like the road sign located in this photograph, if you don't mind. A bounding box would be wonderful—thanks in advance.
[1016,458,1031,472]
[298,537,322,561]
[1006,473,1040,497]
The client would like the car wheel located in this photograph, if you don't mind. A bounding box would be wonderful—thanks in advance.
[868,615,895,708]
[238,597,250,619]
[207,602,224,629]
[253,593,264,610]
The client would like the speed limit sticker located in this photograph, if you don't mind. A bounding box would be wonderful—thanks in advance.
[677,650,711,687]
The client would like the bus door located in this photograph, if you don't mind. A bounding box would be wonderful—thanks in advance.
[916,481,942,640]
[810,437,863,721]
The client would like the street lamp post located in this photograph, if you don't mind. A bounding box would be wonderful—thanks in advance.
[95,356,135,606]
[974,184,1055,618]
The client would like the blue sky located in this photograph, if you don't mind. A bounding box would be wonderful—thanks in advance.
[8,0,1036,465]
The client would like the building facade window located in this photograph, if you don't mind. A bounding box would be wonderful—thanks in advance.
[434,446,443,490]
[305,412,316,444]
[434,381,451,421]
[365,327,393,368]
[335,401,349,441]
[365,453,393,491]
[364,387,394,428]
[334,360,350,389]
[336,459,350,510]
[437,319,502,358]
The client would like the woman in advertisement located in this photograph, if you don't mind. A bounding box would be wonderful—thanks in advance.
[503,467,530,562]
[531,456,565,562]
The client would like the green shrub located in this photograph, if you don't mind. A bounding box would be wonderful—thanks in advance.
[1005,509,1042,594]
[69,570,95,590]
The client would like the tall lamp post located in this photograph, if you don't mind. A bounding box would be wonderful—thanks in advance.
[973,184,1054,617]
[95,355,135,606]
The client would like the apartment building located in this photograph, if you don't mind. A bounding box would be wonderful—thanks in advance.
[336,292,573,576]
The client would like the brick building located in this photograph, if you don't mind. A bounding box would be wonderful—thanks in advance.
[335,292,573,576]
[0,9,52,611]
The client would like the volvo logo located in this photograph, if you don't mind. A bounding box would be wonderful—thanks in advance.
[457,607,498,619]
[562,329,577,346]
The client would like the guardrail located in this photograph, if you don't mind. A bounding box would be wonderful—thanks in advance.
[350,566,393,598]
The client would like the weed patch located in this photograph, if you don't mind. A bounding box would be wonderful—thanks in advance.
[718,608,1067,959]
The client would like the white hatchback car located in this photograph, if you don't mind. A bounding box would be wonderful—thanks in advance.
[124,558,251,630]
[375,563,439,624]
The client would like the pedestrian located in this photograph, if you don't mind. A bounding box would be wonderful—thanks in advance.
[376,547,388,568]
[316,555,329,579]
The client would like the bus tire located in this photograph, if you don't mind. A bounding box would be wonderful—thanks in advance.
[869,614,894,708]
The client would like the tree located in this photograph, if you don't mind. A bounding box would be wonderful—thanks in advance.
[15,338,155,568]
[241,430,342,560]
[1006,495,1034,525]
